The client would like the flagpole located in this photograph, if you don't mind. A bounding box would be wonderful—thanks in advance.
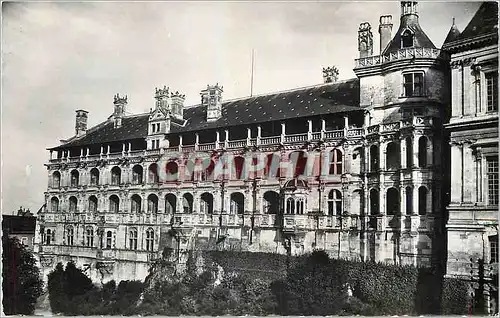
[250,49,255,97]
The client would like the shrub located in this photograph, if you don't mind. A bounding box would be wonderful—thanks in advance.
[441,277,471,315]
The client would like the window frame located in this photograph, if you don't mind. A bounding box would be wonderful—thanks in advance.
[486,156,499,206]
[402,71,425,98]
[485,71,498,113]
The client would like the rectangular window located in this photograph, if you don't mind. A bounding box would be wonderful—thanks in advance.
[486,72,498,112]
[403,73,424,97]
[490,235,498,263]
[487,156,499,205]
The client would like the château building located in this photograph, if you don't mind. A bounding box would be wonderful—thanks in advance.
[34,1,495,295]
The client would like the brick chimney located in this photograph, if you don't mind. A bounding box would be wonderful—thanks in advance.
[201,84,223,122]
[75,110,88,136]
[379,15,393,54]
[113,93,127,128]
[358,22,373,58]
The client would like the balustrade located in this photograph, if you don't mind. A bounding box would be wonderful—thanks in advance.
[355,47,445,68]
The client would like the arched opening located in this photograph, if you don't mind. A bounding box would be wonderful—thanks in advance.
[165,194,177,214]
[88,195,98,213]
[69,196,78,213]
[90,168,100,185]
[406,186,413,215]
[264,153,280,179]
[418,136,428,168]
[51,197,59,212]
[70,170,79,187]
[145,228,154,251]
[109,195,120,213]
[45,229,52,245]
[370,145,379,171]
[106,231,112,249]
[130,194,142,213]
[230,192,244,214]
[286,198,295,214]
[370,189,379,215]
[129,227,138,250]
[52,171,61,188]
[263,191,279,214]
[147,194,159,213]
[296,198,305,215]
[149,163,159,184]
[182,193,193,213]
[132,165,143,184]
[201,158,216,181]
[165,161,179,182]
[386,188,400,215]
[329,149,343,175]
[328,189,342,216]
[386,142,401,170]
[200,192,214,214]
[418,186,428,215]
[406,137,413,168]
[351,190,362,215]
[66,226,74,245]
[290,151,307,178]
[111,167,121,185]
[401,29,413,48]
[234,156,245,180]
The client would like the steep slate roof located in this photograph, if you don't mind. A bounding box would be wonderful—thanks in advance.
[455,2,498,41]
[52,78,360,150]
[383,16,436,55]
[2,215,36,235]
[443,20,461,46]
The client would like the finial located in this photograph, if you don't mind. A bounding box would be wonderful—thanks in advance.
[452,17,455,26]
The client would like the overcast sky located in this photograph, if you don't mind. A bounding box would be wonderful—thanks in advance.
[2,1,482,214]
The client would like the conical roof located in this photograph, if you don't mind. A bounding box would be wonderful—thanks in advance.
[443,18,461,46]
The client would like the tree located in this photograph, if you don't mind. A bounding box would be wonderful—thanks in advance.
[2,236,43,315]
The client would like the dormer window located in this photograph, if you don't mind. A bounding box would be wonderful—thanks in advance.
[151,123,160,134]
[403,72,424,97]
[401,30,413,48]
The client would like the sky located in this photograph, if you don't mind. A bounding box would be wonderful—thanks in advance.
[2,1,482,215]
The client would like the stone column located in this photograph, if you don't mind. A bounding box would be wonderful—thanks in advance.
[426,136,434,167]
[400,138,407,169]
[463,143,474,203]
[450,143,462,203]
[401,186,407,215]
[280,122,286,144]
[413,186,419,215]
[321,119,326,140]
[379,142,386,171]
[451,66,462,117]
[257,126,262,146]
[427,186,433,215]
[413,135,420,169]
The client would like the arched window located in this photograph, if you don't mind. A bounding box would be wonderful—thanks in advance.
[129,228,138,250]
[264,154,280,179]
[230,192,244,214]
[386,142,401,170]
[418,136,428,168]
[149,163,159,184]
[290,151,307,178]
[88,195,98,213]
[106,231,112,249]
[286,198,295,214]
[328,190,342,216]
[145,228,154,251]
[66,226,74,245]
[147,194,158,213]
[85,226,94,247]
[111,167,121,185]
[234,156,245,180]
[401,29,413,48]
[132,165,143,184]
[131,194,142,213]
[69,196,78,213]
[165,194,177,214]
[263,191,279,214]
[70,170,79,187]
[201,158,216,181]
[386,188,400,215]
[109,195,120,213]
[405,137,413,168]
[370,189,379,215]
[45,229,53,245]
[182,193,193,214]
[90,168,100,186]
[329,149,343,175]
[51,197,59,212]
[418,186,428,215]
[52,171,61,188]
[406,186,413,215]
[200,193,214,214]
[296,198,305,215]
[370,145,379,171]
[165,161,178,182]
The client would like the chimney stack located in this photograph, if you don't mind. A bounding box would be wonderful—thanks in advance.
[322,66,339,84]
[201,84,223,122]
[171,91,186,119]
[358,22,373,58]
[113,93,127,128]
[75,110,88,137]
[379,15,393,54]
